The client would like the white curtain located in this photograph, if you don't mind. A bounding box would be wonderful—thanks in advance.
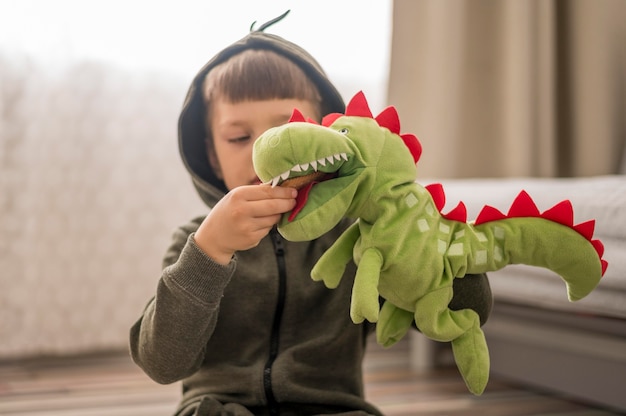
[0,1,393,358]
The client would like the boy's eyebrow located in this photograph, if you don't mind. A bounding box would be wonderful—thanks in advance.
[217,119,246,128]
[217,113,295,128]
[214,109,303,133]
[273,113,296,123]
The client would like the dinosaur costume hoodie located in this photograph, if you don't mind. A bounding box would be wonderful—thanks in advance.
[130,17,492,416]
[129,22,383,416]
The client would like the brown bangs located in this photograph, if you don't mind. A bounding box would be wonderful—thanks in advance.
[203,49,321,106]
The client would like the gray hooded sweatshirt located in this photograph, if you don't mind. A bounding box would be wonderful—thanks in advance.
[130,15,491,416]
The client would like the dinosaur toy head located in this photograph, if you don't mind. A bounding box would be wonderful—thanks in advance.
[253,91,422,241]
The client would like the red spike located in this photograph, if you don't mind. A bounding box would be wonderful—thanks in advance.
[375,106,401,134]
[573,220,595,241]
[425,183,445,212]
[306,117,319,124]
[601,260,608,276]
[507,190,540,218]
[475,205,507,225]
[541,200,574,227]
[345,91,373,118]
[401,133,422,163]
[443,201,468,223]
[591,239,605,258]
[321,113,342,127]
[289,108,306,123]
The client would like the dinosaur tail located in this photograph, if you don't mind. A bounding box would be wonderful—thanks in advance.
[448,190,607,302]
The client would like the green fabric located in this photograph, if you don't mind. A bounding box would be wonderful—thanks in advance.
[253,91,605,395]
[132,25,385,415]
[131,16,493,413]
[130,217,384,415]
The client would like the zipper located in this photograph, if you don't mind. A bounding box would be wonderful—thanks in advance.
[264,228,287,415]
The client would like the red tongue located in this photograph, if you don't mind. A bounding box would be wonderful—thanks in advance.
[288,181,318,222]
[286,172,337,222]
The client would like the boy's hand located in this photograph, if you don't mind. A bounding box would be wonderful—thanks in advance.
[194,185,297,264]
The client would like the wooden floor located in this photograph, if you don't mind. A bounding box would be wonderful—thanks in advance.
[0,338,621,416]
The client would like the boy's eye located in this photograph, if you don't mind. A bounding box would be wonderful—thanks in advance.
[228,136,250,144]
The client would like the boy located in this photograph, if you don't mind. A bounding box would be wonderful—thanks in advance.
[130,13,492,416]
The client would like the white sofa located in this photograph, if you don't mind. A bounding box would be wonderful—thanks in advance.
[413,175,626,412]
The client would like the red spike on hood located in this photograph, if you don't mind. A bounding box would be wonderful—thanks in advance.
[375,106,401,134]
[345,91,373,118]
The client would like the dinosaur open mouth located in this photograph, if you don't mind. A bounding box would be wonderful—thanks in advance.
[266,152,348,221]
[280,171,328,190]
[281,172,337,221]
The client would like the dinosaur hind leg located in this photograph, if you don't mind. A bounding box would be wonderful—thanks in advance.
[451,326,489,395]
[376,301,414,347]
[413,286,489,395]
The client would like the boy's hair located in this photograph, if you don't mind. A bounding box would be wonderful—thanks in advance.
[178,28,345,195]
[203,49,322,121]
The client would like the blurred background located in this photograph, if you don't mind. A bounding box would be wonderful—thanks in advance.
[0,0,624,359]
[388,0,625,178]
[0,0,393,358]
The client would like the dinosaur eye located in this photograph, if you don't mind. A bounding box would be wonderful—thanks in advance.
[338,128,349,134]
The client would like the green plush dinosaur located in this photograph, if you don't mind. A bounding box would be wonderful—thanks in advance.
[252,91,608,395]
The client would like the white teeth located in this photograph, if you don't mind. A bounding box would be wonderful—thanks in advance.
[269,171,290,187]
[268,153,349,187]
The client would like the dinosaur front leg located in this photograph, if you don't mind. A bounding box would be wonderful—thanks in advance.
[311,221,360,288]
[350,248,383,323]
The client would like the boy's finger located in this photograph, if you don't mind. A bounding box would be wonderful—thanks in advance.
[255,184,298,200]
[251,197,296,218]
[244,198,296,218]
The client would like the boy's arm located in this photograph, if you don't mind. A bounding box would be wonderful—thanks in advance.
[130,185,295,384]
[129,217,235,384]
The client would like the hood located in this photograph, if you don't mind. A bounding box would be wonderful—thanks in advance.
[178,11,346,208]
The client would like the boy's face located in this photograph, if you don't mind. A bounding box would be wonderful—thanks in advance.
[209,98,319,190]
